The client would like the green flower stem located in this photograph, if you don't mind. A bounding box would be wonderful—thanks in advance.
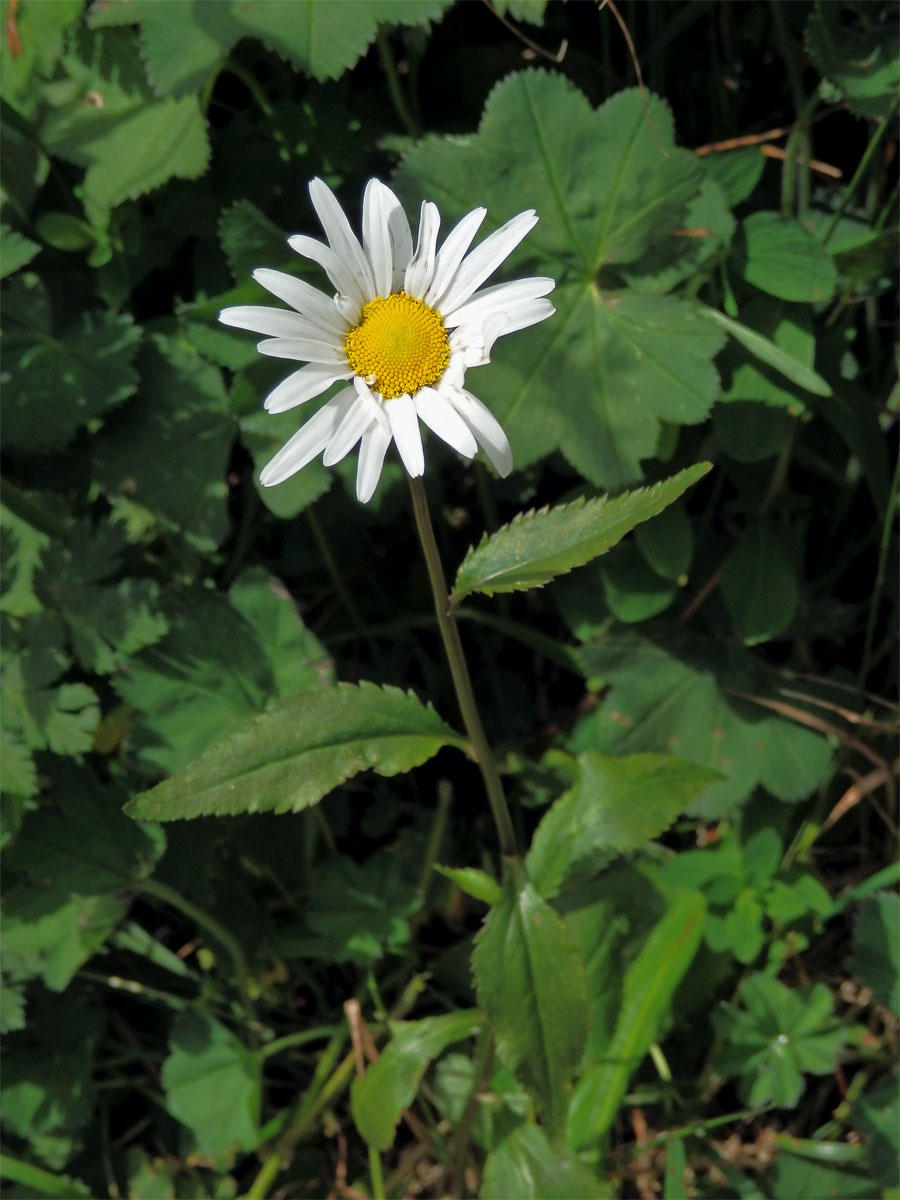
[376,26,422,140]
[823,92,899,246]
[137,876,259,1039]
[408,477,518,861]
[368,1144,386,1200]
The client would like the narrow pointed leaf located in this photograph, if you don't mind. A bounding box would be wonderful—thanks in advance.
[451,464,710,605]
[566,887,706,1148]
[697,304,831,396]
[125,682,464,821]
[473,865,589,1139]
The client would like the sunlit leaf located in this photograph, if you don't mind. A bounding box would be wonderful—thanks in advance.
[125,682,464,820]
[0,224,39,278]
[451,464,710,604]
[736,212,837,303]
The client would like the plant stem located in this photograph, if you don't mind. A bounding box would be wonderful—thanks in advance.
[376,26,421,139]
[446,1033,494,1196]
[823,93,899,246]
[408,477,518,861]
[368,1145,386,1200]
[137,877,259,1039]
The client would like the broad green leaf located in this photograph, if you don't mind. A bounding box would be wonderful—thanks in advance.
[720,527,799,644]
[125,682,464,821]
[0,223,39,277]
[34,524,168,675]
[699,302,832,398]
[712,975,848,1108]
[634,500,693,582]
[115,581,327,774]
[566,887,706,1148]
[736,212,837,303]
[805,3,900,119]
[576,629,833,816]
[0,0,82,114]
[664,1138,689,1200]
[3,765,165,990]
[494,0,548,22]
[714,402,795,462]
[304,855,422,966]
[219,199,289,283]
[852,1074,900,1189]
[849,892,899,1016]
[451,464,710,604]
[726,888,766,964]
[526,752,722,899]
[162,1012,261,1155]
[481,1124,609,1199]
[1,650,99,756]
[2,275,142,452]
[473,865,589,1139]
[702,147,765,208]
[351,1010,482,1150]
[90,0,452,93]
[434,864,502,904]
[0,1002,104,1170]
[397,75,725,486]
[240,406,335,519]
[601,543,677,623]
[32,211,95,252]
[93,335,234,551]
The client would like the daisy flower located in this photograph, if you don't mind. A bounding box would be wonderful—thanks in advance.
[219,178,555,502]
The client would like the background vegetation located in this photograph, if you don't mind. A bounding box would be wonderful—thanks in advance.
[1,1,897,1197]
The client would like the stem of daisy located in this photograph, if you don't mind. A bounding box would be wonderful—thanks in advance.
[408,476,518,861]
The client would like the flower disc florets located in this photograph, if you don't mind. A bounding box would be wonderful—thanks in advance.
[345,292,450,400]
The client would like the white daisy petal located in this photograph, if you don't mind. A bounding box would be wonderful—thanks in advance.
[357,422,392,503]
[259,390,356,486]
[445,386,513,477]
[263,364,353,413]
[414,386,478,458]
[256,336,348,365]
[309,177,375,297]
[385,393,425,477]
[219,305,331,340]
[362,179,397,297]
[288,233,366,313]
[437,210,539,315]
[404,201,441,300]
[322,396,376,467]
[387,197,414,292]
[251,269,350,335]
[445,276,555,328]
[424,207,487,306]
[450,312,509,368]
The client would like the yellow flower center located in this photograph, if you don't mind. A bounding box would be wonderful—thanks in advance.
[344,291,450,400]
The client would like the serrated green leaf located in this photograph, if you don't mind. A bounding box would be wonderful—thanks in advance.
[219,199,289,283]
[699,302,832,397]
[451,464,710,604]
[850,892,899,1016]
[351,1010,482,1150]
[482,1124,609,1200]
[125,682,464,821]
[397,74,724,486]
[0,0,82,115]
[93,335,234,550]
[720,526,798,644]
[91,0,452,93]
[1,650,98,756]
[162,1012,261,1156]
[304,855,422,966]
[473,865,589,1139]
[0,223,39,278]
[566,887,706,1147]
[805,3,900,120]
[736,212,837,303]
[576,629,833,816]
[526,752,722,899]
[433,863,502,904]
[2,275,142,452]
[0,732,38,798]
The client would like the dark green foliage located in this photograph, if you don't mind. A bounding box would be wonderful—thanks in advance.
[1,0,896,1196]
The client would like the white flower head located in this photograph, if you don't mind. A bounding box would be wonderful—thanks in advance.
[219,178,555,503]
